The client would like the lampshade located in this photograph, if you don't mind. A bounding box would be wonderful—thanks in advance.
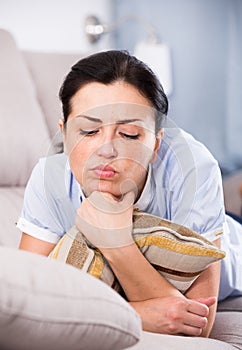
[134,41,172,96]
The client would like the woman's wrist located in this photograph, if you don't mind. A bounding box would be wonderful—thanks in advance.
[99,241,137,263]
[100,242,182,301]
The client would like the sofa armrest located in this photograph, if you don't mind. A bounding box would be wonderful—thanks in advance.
[0,246,141,350]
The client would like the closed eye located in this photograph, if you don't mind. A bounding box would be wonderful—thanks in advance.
[120,132,140,140]
[79,129,99,136]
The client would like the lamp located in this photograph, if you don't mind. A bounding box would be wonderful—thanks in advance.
[84,15,172,96]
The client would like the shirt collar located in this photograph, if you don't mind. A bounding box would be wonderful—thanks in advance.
[65,156,85,202]
[134,164,154,212]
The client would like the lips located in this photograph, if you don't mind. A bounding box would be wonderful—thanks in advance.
[92,164,117,179]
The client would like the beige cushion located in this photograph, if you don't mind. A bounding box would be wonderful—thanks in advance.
[128,331,235,350]
[0,246,141,350]
[0,29,50,186]
[0,187,24,247]
[50,211,225,294]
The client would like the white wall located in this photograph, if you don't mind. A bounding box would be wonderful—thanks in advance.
[0,0,113,53]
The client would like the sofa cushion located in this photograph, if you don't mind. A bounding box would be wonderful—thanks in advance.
[217,296,242,312]
[23,51,83,139]
[0,187,24,247]
[223,170,242,216]
[50,211,225,294]
[210,311,242,349]
[128,331,235,350]
[0,246,141,350]
[0,29,50,186]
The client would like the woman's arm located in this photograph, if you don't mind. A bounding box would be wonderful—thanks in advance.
[185,238,221,337]
[101,243,180,300]
[101,243,215,336]
[76,191,217,336]
[19,232,56,256]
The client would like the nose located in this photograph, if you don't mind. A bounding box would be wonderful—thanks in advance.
[96,140,118,158]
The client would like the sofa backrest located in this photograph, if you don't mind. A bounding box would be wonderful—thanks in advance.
[0,29,51,186]
[0,28,85,186]
[22,51,82,139]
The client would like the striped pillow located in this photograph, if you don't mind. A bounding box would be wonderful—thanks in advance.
[49,211,225,294]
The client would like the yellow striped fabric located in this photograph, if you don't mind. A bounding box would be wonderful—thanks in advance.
[49,211,226,294]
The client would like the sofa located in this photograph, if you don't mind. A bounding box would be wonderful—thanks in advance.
[0,28,241,350]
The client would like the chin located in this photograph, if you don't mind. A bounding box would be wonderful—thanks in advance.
[82,177,140,199]
[82,182,118,197]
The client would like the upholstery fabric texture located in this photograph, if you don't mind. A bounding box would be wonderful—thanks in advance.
[217,296,242,312]
[0,187,24,247]
[23,51,82,139]
[0,29,50,186]
[210,311,242,350]
[126,331,235,350]
[0,246,141,350]
[50,211,225,294]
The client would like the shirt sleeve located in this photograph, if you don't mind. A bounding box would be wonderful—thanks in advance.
[16,158,64,243]
[163,130,226,241]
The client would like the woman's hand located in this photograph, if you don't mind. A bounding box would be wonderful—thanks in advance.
[75,190,135,249]
[75,190,218,338]
[130,296,216,336]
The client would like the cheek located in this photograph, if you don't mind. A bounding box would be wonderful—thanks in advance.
[117,159,148,197]
[64,128,97,158]
[121,159,148,181]
[117,153,149,186]
[120,141,155,166]
[68,142,94,175]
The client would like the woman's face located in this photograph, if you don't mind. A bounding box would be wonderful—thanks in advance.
[61,81,163,200]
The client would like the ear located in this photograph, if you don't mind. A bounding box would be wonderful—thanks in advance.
[151,129,164,163]
[59,118,64,132]
[59,118,68,154]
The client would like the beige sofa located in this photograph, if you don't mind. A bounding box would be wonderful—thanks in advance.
[0,28,241,350]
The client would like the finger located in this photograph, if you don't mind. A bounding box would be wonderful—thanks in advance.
[180,324,203,337]
[196,296,217,308]
[187,300,209,317]
[184,313,208,329]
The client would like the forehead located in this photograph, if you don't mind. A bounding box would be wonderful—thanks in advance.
[67,103,156,132]
[67,82,157,130]
[69,81,153,114]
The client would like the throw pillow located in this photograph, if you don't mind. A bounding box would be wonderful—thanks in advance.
[49,211,226,294]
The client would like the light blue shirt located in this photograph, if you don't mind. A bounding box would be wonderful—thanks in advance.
[17,127,242,301]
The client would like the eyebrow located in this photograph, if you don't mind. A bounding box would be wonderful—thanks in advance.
[77,115,101,123]
[76,115,142,124]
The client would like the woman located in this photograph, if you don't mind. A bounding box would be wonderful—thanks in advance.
[18,50,242,337]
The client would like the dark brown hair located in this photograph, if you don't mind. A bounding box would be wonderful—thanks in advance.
[59,50,168,133]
